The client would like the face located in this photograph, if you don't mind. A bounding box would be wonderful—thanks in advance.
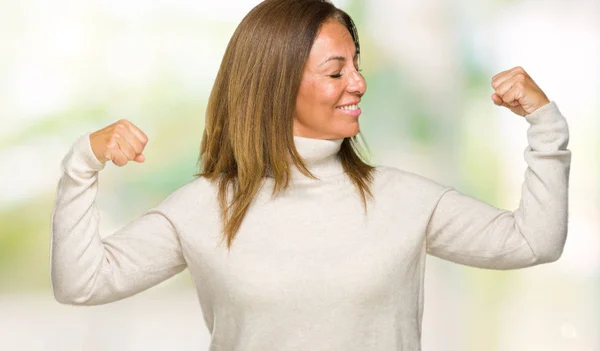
[293,19,367,140]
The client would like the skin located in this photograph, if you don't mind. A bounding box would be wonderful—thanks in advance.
[490,66,550,117]
[291,21,550,141]
[90,119,147,166]
[90,28,551,167]
[293,19,367,140]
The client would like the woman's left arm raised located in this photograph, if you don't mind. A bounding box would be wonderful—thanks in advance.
[425,66,571,269]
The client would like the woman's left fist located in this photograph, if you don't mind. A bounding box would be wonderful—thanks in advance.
[491,66,550,117]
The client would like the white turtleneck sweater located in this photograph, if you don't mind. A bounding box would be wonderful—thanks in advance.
[50,101,570,350]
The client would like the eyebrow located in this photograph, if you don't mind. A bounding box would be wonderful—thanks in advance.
[319,51,359,66]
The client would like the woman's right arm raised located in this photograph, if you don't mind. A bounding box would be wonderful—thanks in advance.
[50,120,186,305]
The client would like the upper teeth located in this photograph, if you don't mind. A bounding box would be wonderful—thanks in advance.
[339,104,358,110]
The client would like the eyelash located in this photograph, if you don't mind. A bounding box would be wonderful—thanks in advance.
[330,68,363,79]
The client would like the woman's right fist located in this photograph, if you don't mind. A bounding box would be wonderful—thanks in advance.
[90,119,148,167]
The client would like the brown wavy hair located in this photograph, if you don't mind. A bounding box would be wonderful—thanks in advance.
[195,0,375,249]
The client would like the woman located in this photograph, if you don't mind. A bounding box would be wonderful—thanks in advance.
[50,0,571,349]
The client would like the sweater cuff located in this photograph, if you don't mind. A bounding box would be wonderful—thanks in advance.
[524,100,569,152]
[73,132,106,172]
[524,101,561,125]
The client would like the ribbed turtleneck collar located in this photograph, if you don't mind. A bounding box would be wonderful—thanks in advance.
[286,135,345,180]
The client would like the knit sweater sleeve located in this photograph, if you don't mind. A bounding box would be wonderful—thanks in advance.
[425,101,571,269]
[50,132,187,305]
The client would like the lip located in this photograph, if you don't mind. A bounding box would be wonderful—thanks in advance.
[336,101,360,108]
[336,106,362,117]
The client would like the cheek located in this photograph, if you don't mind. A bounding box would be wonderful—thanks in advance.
[297,80,339,112]
[295,82,314,118]
[321,85,343,107]
[305,81,344,113]
[295,79,344,127]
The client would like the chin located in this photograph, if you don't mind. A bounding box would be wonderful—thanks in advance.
[296,122,360,140]
[327,128,359,140]
[339,123,360,138]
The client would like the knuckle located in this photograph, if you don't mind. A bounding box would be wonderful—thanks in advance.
[106,138,117,148]
[114,124,127,134]
[136,130,148,144]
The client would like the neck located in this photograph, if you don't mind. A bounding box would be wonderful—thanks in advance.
[267,135,345,180]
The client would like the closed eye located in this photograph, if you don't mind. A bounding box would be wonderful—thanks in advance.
[329,68,363,79]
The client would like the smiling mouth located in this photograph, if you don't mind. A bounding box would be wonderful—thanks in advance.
[335,104,361,117]
[336,104,359,111]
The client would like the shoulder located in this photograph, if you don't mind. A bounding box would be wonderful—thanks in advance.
[372,165,451,198]
[373,165,447,188]
[155,176,218,212]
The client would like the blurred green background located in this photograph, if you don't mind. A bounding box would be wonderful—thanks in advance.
[0,0,598,350]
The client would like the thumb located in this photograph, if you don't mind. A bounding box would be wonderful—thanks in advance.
[491,93,504,106]
[134,154,145,163]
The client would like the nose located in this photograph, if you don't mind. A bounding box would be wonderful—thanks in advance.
[347,70,366,97]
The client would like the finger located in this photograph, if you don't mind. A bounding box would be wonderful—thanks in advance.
[501,84,525,107]
[103,150,112,162]
[109,144,129,167]
[494,74,526,102]
[491,68,515,89]
[491,66,528,90]
[124,120,149,147]
[103,138,118,162]
[115,135,137,160]
[121,127,145,155]
[491,93,504,106]
[114,123,144,155]
[134,154,145,163]
[491,67,512,82]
